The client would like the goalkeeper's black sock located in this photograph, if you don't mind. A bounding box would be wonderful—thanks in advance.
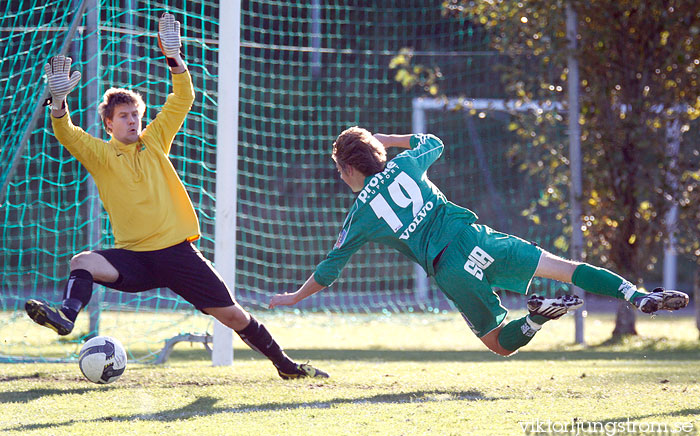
[60,269,94,322]
[235,316,297,373]
[497,315,548,353]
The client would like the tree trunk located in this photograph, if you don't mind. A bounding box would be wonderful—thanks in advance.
[695,266,699,339]
[612,300,637,337]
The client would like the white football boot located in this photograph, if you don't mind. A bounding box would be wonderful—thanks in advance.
[527,294,584,320]
[633,287,689,314]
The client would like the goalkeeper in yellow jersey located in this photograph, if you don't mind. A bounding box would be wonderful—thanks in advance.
[25,13,327,380]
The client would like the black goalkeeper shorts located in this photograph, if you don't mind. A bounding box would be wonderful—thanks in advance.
[93,241,236,311]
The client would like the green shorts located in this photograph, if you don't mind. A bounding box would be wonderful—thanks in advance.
[433,223,542,338]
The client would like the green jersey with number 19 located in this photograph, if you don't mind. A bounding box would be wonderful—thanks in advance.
[314,134,479,287]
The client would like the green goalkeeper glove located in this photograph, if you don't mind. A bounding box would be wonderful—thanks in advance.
[158,12,182,67]
[43,55,81,111]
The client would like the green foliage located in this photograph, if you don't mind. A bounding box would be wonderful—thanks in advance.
[396,0,700,281]
[390,48,443,96]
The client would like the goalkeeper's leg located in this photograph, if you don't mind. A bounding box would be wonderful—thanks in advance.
[205,305,329,379]
[25,252,116,335]
[157,242,329,379]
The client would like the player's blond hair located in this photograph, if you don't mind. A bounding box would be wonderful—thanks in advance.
[332,126,386,176]
[97,88,146,133]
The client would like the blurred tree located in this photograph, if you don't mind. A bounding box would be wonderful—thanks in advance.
[392,0,700,337]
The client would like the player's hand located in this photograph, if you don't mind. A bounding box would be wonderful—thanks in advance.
[43,55,81,110]
[158,12,182,63]
[269,292,299,309]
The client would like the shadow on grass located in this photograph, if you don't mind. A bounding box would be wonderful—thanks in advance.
[163,347,700,364]
[4,389,497,432]
[0,387,93,404]
[0,373,45,383]
[0,373,93,404]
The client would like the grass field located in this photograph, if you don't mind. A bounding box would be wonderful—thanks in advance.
[1,311,699,436]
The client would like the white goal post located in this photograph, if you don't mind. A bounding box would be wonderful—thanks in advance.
[213,0,241,366]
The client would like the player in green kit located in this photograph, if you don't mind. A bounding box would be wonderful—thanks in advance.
[270,127,689,356]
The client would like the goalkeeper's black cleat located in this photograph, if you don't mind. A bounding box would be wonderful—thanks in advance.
[633,287,689,314]
[527,294,583,320]
[25,299,74,336]
[277,362,330,380]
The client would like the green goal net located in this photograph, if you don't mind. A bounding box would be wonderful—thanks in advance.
[1,1,566,363]
[233,1,566,312]
[1,0,220,362]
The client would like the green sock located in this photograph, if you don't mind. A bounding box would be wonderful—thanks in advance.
[497,315,547,353]
[571,264,646,301]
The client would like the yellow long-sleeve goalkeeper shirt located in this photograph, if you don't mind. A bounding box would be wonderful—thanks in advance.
[51,71,199,251]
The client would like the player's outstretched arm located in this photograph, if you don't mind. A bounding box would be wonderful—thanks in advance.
[44,55,82,118]
[44,56,107,167]
[269,274,326,308]
[143,12,195,154]
[373,133,412,149]
[158,12,187,74]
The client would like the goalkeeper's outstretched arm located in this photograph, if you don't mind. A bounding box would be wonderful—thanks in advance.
[269,274,326,308]
[158,12,187,74]
[141,12,195,154]
[44,55,81,118]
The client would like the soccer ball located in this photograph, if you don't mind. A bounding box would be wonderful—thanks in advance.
[78,335,127,384]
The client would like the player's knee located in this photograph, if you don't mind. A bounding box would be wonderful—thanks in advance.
[491,346,516,357]
[205,305,250,330]
[480,330,516,357]
[70,251,98,272]
[484,339,515,357]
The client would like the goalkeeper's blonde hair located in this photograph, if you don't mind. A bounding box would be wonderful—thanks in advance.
[98,88,146,133]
